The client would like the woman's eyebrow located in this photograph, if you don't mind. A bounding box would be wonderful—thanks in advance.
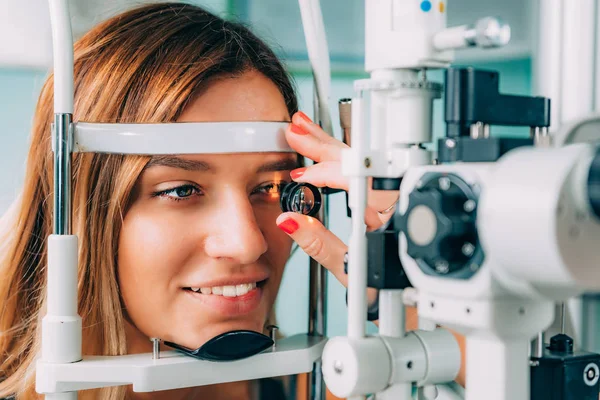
[256,159,298,173]
[145,156,211,171]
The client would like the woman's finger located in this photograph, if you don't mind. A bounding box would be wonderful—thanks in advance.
[276,212,349,286]
[291,161,349,191]
[277,212,381,311]
[285,123,342,163]
[285,110,348,163]
[365,206,387,231]
[292,111,343,144]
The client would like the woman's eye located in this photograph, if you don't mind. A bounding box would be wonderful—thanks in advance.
[153,184,201,201]
[254,182,286,198]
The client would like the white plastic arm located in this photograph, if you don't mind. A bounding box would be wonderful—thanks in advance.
[298,0,333,136]
[48,0,74,114]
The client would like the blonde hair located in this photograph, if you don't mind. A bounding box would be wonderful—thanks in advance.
[0,3,297,398]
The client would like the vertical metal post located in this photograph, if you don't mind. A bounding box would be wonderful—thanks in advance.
[43,2,80,399]
[377,290,412,400]
[530,332,545,358]
[307,78,328,400]
[44,113,79,400]
[53,113,73,235]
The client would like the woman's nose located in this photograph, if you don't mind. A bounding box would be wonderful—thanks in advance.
[203,195,268,264]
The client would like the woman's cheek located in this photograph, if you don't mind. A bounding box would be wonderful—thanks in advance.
[122,211,188,268]
[117,207,196,306]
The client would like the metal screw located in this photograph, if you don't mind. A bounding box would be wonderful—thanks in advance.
[586,364,598,382]
[462,242,475,256]
[435,260,449,274]
[463,199,476,212]
[439,177,451,191]
[445,139,456,149]
[151,338,161,360]
[470,263,479,271]
[267,325,279,347]
[588,367,596,379]
[333,360,344,374]
[364,158,371,168]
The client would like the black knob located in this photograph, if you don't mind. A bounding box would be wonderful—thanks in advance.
[549,333,573,354]
[399,173,483,278]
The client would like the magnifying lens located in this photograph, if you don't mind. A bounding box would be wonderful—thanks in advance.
[280,182,322,217]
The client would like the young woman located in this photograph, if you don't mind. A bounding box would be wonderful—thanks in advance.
[0,2,465,399]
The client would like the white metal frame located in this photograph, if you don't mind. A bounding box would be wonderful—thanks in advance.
[71,122,292,154]
[37,334,326,393]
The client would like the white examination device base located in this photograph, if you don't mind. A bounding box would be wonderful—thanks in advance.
[36,334,326,394]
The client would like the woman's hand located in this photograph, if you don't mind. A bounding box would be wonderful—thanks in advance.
[282,111,399,232]
[275,111,395,299]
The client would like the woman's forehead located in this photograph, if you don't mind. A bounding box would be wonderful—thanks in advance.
[145,153,298,175]
[178,70,290,123]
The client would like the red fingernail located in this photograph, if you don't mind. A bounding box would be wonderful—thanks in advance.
[277,218,299,234]
[290,167,306,179]
[290,123,309,135]
[297,111,312,123]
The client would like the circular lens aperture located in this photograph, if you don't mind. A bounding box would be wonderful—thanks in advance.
[280,182,322,217]
[290,185,315,214]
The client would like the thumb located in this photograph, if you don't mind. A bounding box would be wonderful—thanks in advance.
[276,212,348,287]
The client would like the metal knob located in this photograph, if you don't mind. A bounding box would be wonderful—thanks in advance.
[338,98,351,146]
[467,17,511,48]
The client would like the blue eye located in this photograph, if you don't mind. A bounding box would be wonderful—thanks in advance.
[153,184,201,201]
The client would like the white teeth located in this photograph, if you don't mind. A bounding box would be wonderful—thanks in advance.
[236,284,249,296]
[190,282,259,297]
[223,286,237,297]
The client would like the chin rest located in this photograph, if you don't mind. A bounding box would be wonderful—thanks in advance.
[164,330,274,361]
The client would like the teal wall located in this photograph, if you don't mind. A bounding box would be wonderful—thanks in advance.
[0,1,532,339]
[0,69,46,212]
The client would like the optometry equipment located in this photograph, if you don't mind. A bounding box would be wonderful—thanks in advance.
[319,3,600,400]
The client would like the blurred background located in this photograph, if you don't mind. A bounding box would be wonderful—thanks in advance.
[0,0,534,338]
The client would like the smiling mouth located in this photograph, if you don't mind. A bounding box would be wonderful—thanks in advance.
[183,279,268,298]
